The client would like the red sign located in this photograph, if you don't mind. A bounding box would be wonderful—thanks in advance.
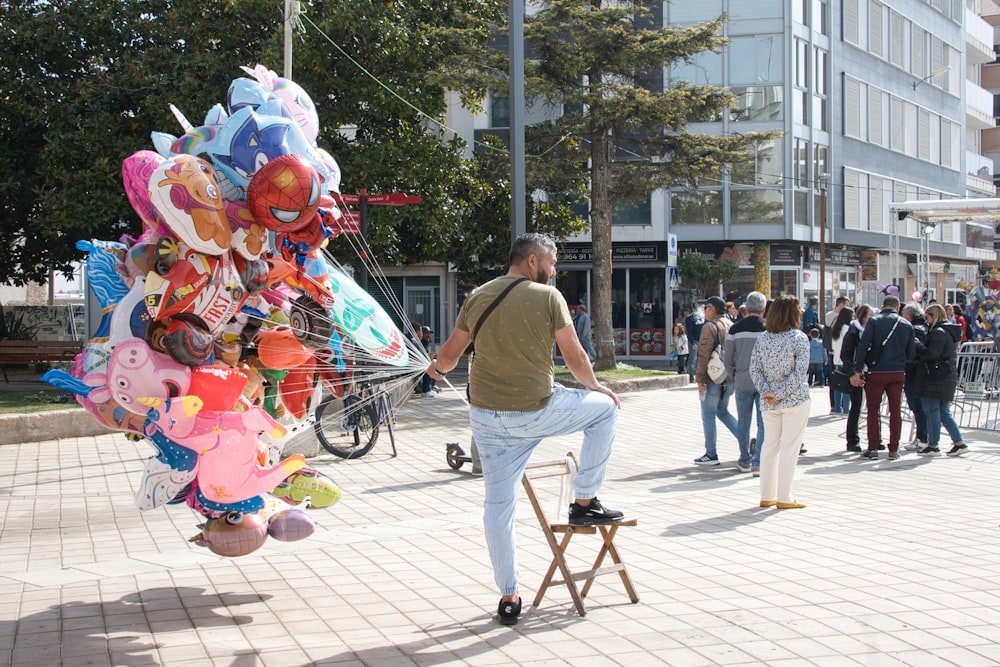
[334,193,422,206]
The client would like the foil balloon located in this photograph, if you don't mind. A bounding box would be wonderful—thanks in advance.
[267,508,316,542]
[148,155,231,256]
[246,154,322,234]
[325,263,409,367]
[191,512,269,557]
[122,150,166,228]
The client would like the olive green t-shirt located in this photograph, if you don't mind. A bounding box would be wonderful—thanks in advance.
[457,275,573,412]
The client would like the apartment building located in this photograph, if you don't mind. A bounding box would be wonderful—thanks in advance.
[442,0,998,359]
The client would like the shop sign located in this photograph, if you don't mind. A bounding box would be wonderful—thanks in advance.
[808,246,861,265]
[769,244,801,266]
[861,251,878,281]
[559,242,666,264]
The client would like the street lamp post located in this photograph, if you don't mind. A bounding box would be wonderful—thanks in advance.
[818,173,829,317]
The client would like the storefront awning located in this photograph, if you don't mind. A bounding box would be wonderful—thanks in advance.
[889,198,1000,224]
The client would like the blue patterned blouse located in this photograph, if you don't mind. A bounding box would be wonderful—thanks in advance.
[749,329,811,410]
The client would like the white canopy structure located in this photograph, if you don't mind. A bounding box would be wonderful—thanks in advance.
[889,198,1000,224]
[888,198,1000,298]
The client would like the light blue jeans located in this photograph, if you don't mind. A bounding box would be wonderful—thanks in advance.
[701,381,739,458]
[921,397,963,448]
[469,384,618,596]
[735,388,764,467]
[687,345,699,381]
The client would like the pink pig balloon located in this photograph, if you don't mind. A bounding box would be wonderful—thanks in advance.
[85,338,192,414]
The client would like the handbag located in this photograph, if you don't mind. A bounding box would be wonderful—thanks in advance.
[706,321,728,383]
[829,368,853,393]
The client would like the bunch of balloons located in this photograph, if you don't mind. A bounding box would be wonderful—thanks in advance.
[44,65,414,557]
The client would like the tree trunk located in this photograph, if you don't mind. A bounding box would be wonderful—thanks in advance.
[590,124,616,371]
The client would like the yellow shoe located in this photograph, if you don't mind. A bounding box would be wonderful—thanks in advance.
[759,500,777,508]
[776,501,806,509]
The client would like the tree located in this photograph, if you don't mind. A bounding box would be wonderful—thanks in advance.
[524,1,778,369]
[678,252,739,299]
[0,0,281,285]
[0,0,583,288]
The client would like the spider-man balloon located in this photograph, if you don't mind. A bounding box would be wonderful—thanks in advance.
[246,154,322,234]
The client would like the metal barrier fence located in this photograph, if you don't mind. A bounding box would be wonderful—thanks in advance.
[953,341,1000,433]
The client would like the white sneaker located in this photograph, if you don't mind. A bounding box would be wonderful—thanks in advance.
[903,441,925,451]
[422,392,435,398]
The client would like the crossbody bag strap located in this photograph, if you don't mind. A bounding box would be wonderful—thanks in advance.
[471,278,529,340]
[880,316,900,347]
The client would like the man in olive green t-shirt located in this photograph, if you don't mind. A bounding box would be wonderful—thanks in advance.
[428,233,623,625]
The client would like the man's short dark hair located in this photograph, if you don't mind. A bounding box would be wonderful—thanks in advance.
[509,233,557,265]
[883,295,901,310]
[835,296,849,307]
[808,296,819,307]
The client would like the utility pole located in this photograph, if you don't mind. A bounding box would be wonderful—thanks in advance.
[818,174,829,317]
[509,0,526,242]
[283,0,299,79]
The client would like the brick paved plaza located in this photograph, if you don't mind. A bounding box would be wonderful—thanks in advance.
[2,381,1000,666]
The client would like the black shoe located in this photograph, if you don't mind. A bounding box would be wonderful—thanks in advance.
[497,597,521,625]
[568,496,624,525]
[877,444,886,450]
[861,450,879,460]
[846,445,862,452]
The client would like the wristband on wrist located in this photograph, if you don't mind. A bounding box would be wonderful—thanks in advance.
[434,365,447,377]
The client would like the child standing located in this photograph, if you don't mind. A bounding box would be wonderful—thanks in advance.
[808,328,827,386]
[672,322,689,377]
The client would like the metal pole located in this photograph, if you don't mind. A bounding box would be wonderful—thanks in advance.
[283,0,294,79]
[509,0,526,242]
[359,188,369,292]
[819,178,827,317]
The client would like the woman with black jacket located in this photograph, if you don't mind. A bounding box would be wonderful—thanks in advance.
[914,303,968,457]
[839,304,874,452]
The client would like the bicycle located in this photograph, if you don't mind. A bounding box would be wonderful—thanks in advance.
[313,376,398,459]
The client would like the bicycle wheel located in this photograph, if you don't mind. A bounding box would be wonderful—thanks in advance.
[314,394,380,458]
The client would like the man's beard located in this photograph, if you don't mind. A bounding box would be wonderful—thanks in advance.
[535,267,548,284]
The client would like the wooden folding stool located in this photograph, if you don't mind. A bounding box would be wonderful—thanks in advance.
[521,452,638,616]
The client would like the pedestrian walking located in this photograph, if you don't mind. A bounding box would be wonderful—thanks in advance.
[671,321,689,378]
[693,296,738,466]
[723,291,766,475]
[840,304,873,452]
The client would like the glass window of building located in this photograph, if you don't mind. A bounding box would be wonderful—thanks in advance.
[613,197,652,226]
[812,94,828,131]
[731,138,783,187]
[627,268,668,357]
[813,0,829,35]
[491,95,510,128]
[731,85,784,121]
[813,48,828,96]
[728,0,783,20]
[794,138,809,187]
[671,50,723,86]
[730,36,783,85]
[670,189,723,225]
[668,0,722,23]
[813,145,827,188]
[794,39,809,88]
[793,190,809,225]
[730,189,784,224]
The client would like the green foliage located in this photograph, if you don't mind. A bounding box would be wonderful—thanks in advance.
[0,308,37,341]
[0,0,564,286]
[678,253,739,298]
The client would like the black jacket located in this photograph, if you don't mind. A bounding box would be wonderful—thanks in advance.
[905,315,928,377]
[914,322,962,401]
[853,309,915,374]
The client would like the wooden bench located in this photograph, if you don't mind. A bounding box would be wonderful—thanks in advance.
[0,340,83,382]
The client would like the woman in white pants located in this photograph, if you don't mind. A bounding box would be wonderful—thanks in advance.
[749,295,811,509]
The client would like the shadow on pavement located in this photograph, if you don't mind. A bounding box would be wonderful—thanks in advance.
[2,587,267,666]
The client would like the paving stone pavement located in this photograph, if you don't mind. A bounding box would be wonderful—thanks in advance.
[2,382,1000,666]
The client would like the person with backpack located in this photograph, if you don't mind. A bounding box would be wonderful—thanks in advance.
[694,296,738,466]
